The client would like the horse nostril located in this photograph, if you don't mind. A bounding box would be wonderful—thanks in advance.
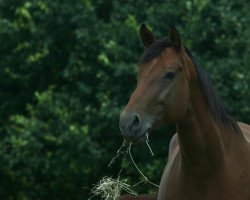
[119,111,142,140]
[132,114,141,129]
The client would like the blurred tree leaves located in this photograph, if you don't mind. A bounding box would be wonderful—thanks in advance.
[0,0,249,199]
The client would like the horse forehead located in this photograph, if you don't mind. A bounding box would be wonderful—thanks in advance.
[139,48,182,78]
[139,59,162,78]
[161,48,182,66]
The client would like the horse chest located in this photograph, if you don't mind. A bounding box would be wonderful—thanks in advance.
[158,150,250,200]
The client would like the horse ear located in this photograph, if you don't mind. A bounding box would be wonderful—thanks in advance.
[140,24,155,48]
[169,26,183,52]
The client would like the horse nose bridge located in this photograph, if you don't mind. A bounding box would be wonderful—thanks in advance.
[126,85,148,110]
[119,111,142,140]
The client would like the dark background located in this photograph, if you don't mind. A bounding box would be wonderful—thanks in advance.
[0,0,249,199]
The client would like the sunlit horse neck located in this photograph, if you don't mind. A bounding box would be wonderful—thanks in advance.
[119,25,250,200]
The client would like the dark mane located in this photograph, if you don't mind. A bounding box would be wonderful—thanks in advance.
[138,38,241,134]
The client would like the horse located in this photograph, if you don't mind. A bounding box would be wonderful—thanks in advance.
[119,24,250,200]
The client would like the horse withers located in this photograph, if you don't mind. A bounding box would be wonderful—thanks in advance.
[119,24,250,200]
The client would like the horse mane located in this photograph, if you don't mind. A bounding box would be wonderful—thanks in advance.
[138,38,241,134]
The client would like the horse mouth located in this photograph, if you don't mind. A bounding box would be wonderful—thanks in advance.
[133,128,151,144]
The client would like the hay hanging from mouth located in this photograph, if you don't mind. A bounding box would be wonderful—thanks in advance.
[128,143,159,188]
[89,134,159,199]
[89,177,138,200]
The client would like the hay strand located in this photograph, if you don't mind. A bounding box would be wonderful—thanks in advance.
[128,143,159,188]
[146,133,154,156]
[108,141,126,168]
[89,177,138,200]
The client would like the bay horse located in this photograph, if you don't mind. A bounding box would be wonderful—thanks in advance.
[119,24,250,200]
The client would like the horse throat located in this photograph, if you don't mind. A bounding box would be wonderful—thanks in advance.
[176,81,226,180]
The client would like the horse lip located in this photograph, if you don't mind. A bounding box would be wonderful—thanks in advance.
[134,128,151,143]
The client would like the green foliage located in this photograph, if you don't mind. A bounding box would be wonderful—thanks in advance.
[0,0,249,199]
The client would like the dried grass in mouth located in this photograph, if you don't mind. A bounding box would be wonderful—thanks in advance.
[89,134,159,200]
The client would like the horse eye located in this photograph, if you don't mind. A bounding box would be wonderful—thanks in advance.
[165,72,176,79]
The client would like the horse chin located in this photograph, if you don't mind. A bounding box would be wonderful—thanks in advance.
[133,133,148,144]
[131,127,152,144]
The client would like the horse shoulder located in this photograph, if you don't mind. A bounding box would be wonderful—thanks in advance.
[158,134,180,199]
[238,122,250,143]
[168,133,179,158]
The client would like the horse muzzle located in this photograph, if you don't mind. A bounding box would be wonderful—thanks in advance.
[119,111,153,143]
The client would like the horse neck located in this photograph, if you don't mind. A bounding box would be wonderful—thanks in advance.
[175,55,230,179]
